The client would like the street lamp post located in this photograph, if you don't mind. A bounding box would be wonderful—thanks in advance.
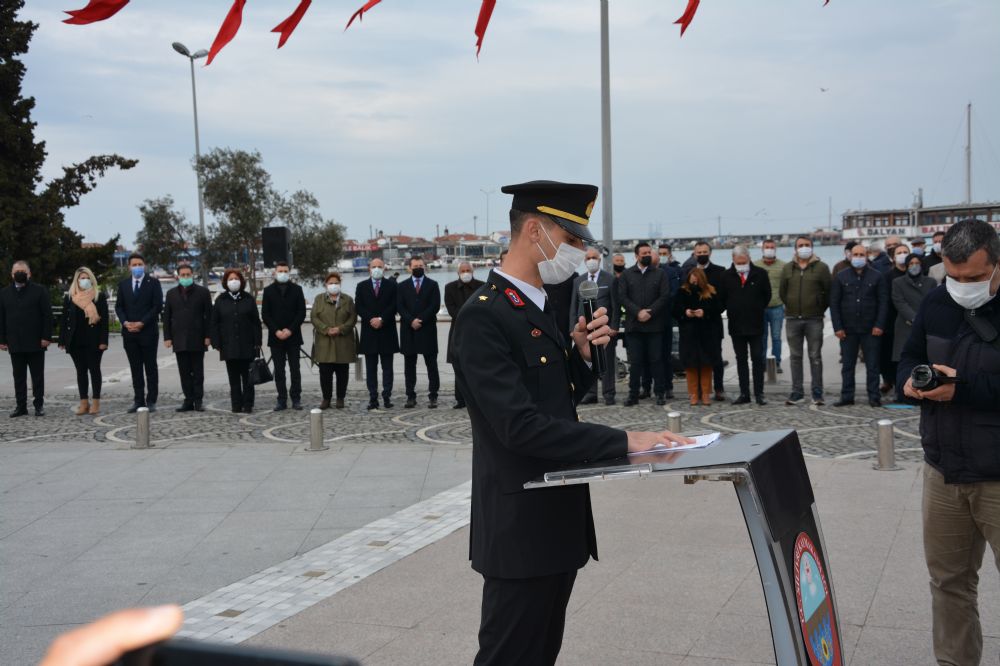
[480,188,494,237]
[172,41,209,283]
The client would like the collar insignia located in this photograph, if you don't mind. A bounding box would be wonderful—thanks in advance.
[504,288,525,308]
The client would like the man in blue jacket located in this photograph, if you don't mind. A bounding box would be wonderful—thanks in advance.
[115,253,163,412]
[830,243,888,407]
[898,219,1000,666]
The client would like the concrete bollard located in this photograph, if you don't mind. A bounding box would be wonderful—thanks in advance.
[874,419,901,471]
[766,357,777,384]
[132,407,152,449]
[667,411,682,433]
[306,408,329,452]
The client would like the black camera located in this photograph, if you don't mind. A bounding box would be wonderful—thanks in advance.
[910,364,959,391]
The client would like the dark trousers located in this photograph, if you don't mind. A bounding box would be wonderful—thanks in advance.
[123,338,158,405]
[627,332,664,397]
[365,352,394,400]
[731,333,765,398]
[879,329,896,387]
[69,347,103,399]
[319,363,349,400]
[584,337,618,400]
[404,353,440,399]
[840,333,880,401]
[453,372,466,406]
[225,359,254,410]
[270,344,301,403]
[714,356,725,393]
[175,351,205,403]
[641,326,673,395]
[474,571,577,666]
[10,351,45,409]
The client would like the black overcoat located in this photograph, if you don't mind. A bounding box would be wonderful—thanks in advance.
[261,282,306,347]
[355,277,400,355]
[453,272,628,579]
[60,292,110,349]
[398,276,440,355]
[0,282,54,352]
[673,286,723,368]
[210,292,262,361]
[720,264,772,337]
[444,277,484,363]
[163,284,212,352]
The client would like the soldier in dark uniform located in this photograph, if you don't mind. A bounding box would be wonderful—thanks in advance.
[453,181,692,666]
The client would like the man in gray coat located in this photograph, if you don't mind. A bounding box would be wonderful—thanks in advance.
[569,248,620,405]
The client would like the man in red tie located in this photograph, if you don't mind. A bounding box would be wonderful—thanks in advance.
[720,246,772,405]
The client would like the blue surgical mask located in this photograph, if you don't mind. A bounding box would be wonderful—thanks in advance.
[131,266,145,279]
[912,246,925,256]
[850,257,867,269]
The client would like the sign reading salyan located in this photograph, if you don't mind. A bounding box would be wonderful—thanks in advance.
[793,532,842,666]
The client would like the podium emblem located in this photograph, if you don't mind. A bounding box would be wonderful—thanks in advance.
[793,532,842,666]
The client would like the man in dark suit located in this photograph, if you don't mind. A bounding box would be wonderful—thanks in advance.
[720,246,772,405]
[453,180,691,665]
[619,242,671,406]
[398,256,441,408]
[0,260,53,417]
[115,252,163,412]
[355,258,399,410]
[686,241,728,400]
[443,261,484,409]
[569,247,619,405]
[162,263,212,412]
[261,261,306,411]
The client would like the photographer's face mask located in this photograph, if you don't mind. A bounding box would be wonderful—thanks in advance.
[947,264,999,310]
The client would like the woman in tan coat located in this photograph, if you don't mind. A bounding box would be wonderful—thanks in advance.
[311,272,358,408]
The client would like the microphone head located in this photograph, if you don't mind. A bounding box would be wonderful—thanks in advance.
[578,279,599,300]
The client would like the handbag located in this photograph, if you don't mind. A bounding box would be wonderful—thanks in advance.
[250,352,273,385]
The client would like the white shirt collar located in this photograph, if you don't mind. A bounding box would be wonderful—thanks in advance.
[494,269,547,311]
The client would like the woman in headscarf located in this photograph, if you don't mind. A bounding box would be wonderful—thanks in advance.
[59,267,109,415]
[891,252,938,365]
[311,272,358,409]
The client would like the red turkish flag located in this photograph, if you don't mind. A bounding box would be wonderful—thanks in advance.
[272,0,312,48]
[474,0,497,57]
[206,0,247,66]
[63,0,129,25]
[673,0,700,37]
[346,0,384,30]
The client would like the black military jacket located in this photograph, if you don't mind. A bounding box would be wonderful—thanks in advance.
[453,271,628,579]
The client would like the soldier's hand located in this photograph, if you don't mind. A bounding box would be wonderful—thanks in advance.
[626,429,695,453]
[571,309,610,362]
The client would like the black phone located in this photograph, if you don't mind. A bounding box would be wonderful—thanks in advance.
[113,638,361,666]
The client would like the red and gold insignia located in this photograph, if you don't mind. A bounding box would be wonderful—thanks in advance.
[530,328,542,338]
[504,288,525,308]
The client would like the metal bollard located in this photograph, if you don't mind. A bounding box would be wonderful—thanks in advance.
[766,357,777,384]
[667,411,682,433]
[874,419,901,471]
[132,407,151,449]
[306,408,329,452]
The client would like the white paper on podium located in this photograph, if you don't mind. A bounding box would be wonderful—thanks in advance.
[628,431,721,456]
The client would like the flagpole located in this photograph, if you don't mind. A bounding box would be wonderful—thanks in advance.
[600,0,613,254]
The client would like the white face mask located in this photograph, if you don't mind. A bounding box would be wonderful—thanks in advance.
[370,267,384,280]
[946,265,998,310]
[227,279,241,293]
[796,246,813,260]
[851,257,867,269]
[326,283,341,296]
[735,262,750,274]
[275,271,290,283]
[895,254,908,266]
[762,248,776,259]
[78,278,92,290]
[536,225,586,285]
[932,242,942,254]
[459,271,473,283]
[585,258,601,273]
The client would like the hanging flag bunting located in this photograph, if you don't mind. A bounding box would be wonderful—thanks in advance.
[673,0,700,37]
[272,0,312,48]
[345,0,384,30]
[63,0,129,25]
[206,0,247,65]
[474,0,497,57]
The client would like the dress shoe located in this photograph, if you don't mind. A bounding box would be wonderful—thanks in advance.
[662,392,675,400]
[75,399,90,416]
[242,405,253,414]
[176,402,194,413]
[274,402,287,412]
[731,395,751,406]
[755,395,768,406]
[89,399,101,415]
[126,402,144,414]
[335,399,345,409]
[319,399,331,410]
[655,395,667,406]
[291,401,303,411]
[833,398,855,407]
[428,399,438,409]
[146,402,157,413]
[404,398,417,409]
[383,399,394,409]
[231,406,241,413]
[604,397,616,406]
[193,401,204,412]
[579,395,598,405]
[9,406,28,418]
[367,400,379,410]
[869,398,883,408]
[713,392,727,402]
[34,407,45,416]
[453,402,466,409]
[638,390,651,399]
[624,396,639,407]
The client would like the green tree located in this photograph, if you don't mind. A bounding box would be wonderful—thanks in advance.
[276,190,346,284]
[135,196,193,270]
[0,0,137,287]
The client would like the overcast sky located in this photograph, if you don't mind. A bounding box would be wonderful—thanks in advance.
[20,0,1000,247]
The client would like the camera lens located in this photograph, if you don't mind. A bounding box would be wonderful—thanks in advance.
[911,365,934,390]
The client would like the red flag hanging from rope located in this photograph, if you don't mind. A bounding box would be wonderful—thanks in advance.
[272,0,312,48]
[673,0,700,37]
[63,0,129,25]
[474,0,497,57]
[206,0,246,65]
[345,0,384,30]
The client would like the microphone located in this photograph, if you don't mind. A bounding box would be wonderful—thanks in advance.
[577,279,606,376]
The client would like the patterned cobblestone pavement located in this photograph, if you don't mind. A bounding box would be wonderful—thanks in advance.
[2,387,923,461]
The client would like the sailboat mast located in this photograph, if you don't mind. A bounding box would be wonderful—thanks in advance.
[965,102,972,204]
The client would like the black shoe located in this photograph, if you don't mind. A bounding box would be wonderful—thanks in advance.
[274,402,287,412]
[383,399,394,409]
[231,406,242,413]
[624,396,639,407]
[126,402,144,414]
[604,397,616,406]
[146,402,157,413]
[638,390,651,399]
[785,393,804,405]
[34,407,45,417]
[176,402,194,413]
[452,402,466,409]
[194,401,205,412]
[655,395,667,406]
[9,406,28,418]
[291,401,303,411]
[319,399,331,410]
[755,396,768,406]
[428,399,438,409]
[367,400,379,410]
[833,399,855,407]
[404,398,417,409]
[580,395,598,405]
[242,405,253,414]
[662,392,675,400]
[731,395,751,405]
[869,398,883,408]
[713,392,727,402]
[335,399,345,409]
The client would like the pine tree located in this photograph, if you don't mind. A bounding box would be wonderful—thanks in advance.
[0,0,138,288]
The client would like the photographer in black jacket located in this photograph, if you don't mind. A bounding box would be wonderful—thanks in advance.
[898,219,1000,666]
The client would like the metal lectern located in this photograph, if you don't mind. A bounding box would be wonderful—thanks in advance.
[525,429,843,666]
